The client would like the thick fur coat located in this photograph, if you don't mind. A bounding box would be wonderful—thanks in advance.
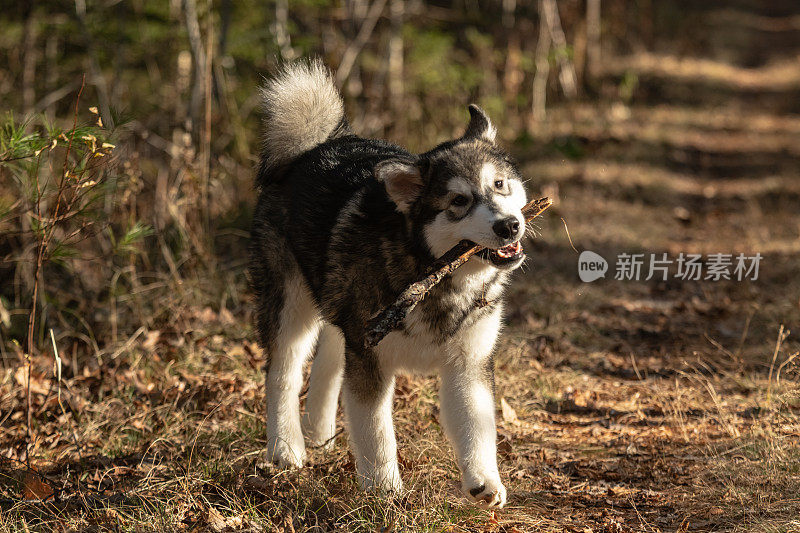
[249,60,529,507]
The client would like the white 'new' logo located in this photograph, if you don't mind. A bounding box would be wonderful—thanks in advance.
[578,251,608,282]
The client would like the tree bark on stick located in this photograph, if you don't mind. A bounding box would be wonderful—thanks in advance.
[364,196,552,348]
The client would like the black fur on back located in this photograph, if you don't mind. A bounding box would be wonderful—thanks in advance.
[249,131,508,357]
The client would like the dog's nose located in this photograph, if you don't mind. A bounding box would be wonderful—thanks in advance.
[492,217,520,241]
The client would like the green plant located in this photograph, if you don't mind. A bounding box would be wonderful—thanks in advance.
[0,85,153,455]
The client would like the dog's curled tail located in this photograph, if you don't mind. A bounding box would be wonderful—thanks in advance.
[257,59,349,186]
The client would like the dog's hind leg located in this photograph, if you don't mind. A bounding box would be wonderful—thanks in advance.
[302,323,344,449]
[263,272,321,468]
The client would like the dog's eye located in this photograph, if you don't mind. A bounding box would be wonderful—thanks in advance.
[494,179,505,189]
[451,194,469,207]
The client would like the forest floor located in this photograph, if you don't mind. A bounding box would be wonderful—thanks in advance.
[4,39,800,533]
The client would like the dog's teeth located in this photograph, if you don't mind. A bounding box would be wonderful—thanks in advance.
[495,241,521,259]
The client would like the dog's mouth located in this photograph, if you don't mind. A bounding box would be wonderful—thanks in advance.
[478,241,525,268]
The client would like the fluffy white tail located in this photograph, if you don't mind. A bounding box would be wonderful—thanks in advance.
[258,60,347,183]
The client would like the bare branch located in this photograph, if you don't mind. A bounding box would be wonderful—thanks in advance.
[335,0,389,88]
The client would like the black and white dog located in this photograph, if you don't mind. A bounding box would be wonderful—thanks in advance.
[249,60,528,508]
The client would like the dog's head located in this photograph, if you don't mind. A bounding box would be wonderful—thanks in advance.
[375,105,528,270]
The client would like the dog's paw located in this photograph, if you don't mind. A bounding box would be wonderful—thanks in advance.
[265,437,306,469]
[463,476,507,508]
[358,466,404,496]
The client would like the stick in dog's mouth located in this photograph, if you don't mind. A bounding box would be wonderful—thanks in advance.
[364,197,552,348]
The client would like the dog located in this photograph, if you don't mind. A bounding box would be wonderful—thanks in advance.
[249,60,528,508]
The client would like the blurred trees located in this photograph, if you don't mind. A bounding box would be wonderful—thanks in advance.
[0,1,616,152]
[0,0,616,356]
[12,0,783,356]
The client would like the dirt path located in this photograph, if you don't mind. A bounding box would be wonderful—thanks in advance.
[493,10,800,527]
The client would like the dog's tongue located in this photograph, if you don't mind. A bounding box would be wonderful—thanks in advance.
[496,241,521,258]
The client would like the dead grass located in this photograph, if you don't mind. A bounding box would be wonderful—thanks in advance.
[2,288,798,531]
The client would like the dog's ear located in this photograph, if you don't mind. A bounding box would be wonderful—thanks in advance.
[463,104,497,143]
[375,159,423,213]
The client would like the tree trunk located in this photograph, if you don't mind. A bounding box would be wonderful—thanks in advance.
[22,9,38,117]
[587,0,601,82]
[273,0,295,60]
[542,0,578,98]
[183,0,206,136]
[532,0,552,124]
[388,0,405,138]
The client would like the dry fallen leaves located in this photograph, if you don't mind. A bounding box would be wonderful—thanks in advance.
[22,471,53,500]
[500,397,520,426]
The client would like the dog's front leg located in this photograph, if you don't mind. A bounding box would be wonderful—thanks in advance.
[342,352,402,494]
[440,358,507,508]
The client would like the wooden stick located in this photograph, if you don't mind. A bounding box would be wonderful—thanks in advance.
[364,196,553,348]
